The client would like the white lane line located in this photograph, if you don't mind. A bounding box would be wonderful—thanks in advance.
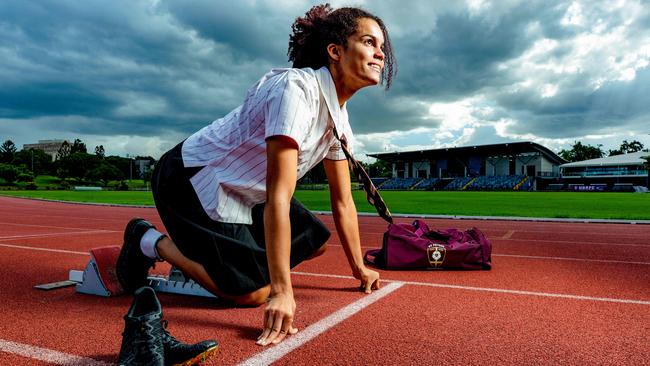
[0,339,113,366]
[497,238,648,247]
[292,271,650,306]
[0,230,116,240]
[0,243,89,255]
[495,253,650,266]
[238,281,404,366]
[501,230,515,239]
[0,221,119,231]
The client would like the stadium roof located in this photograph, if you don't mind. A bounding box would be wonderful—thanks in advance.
[367,141,567,165]
[560,151,650,168]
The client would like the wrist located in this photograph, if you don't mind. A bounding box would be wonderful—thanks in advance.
[270,282,293,297]
[351,262,365,276]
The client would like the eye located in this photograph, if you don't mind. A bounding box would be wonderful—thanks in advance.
[364,38,374,46]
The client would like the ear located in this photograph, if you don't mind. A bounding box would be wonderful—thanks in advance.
[326,43,341,62]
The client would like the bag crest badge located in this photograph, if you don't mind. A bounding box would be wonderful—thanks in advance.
[427,243,446,268]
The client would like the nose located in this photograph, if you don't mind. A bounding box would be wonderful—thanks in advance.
[374,47,384,61]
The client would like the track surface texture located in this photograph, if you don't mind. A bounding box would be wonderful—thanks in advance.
[0,196,648,365]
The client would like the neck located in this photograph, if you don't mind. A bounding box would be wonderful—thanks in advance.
[328,65,357,107]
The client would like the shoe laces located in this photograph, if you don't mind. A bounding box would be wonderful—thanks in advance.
[124,320,164,360]
[160,319,178,344]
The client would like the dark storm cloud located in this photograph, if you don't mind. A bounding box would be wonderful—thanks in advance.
[0,0,270,137]
[159,0,294,63]
[392,2,567,99]
[1,0,649,156]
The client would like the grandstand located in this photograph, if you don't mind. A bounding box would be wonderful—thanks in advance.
[367,141,566,191]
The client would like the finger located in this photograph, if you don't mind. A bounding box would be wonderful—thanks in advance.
[262,312,285,346]
[364,280,372,294]
[273,319,292,344]
[257,310,271,340]
[257,310,276,345]
[372,277,380,290]
[289,326,299,335]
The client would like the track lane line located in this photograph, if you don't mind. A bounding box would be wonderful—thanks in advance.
[495,253,650,265]
[292,272,650,305]
[0,339,112,366]
[237,282,404,366]
[0,243,89,255]
[0,221,121,231]
[0,230,117,240]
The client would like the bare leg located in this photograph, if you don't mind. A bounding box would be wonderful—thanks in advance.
[156,236,270,306]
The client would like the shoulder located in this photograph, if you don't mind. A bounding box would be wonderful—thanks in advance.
[267,68,318,90]
[264,68,320,102]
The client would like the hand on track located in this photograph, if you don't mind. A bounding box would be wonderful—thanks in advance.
[257,292,298,346]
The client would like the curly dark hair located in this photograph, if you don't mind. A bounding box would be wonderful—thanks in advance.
[288,4,396,89]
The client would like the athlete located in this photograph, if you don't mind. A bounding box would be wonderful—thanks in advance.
[116,3,396,346]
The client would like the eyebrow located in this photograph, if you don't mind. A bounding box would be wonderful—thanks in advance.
[360,34,384,45]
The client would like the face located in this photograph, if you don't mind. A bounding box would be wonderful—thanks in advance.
[335,17,385,90]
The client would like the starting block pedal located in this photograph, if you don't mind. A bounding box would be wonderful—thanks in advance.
[69,246,124,296]
[68,246,216,298]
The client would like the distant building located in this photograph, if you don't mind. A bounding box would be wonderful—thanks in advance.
[368,141,565,179]
[560,151,649,190]
[23,139,67,161]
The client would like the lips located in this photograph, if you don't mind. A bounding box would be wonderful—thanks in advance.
[368,63,382,73]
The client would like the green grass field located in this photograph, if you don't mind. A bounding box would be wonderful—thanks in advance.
[1,190,648,220]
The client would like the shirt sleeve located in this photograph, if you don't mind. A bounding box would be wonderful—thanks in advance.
[264,71,314,150]
[326,138,347,160]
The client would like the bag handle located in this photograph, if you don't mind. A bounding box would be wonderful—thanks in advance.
[412,220,429,237]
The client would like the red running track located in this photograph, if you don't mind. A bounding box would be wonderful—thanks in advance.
[0,196,648,365]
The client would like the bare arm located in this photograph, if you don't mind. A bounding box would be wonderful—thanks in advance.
[323,158,380,293]
[257,136,298,346]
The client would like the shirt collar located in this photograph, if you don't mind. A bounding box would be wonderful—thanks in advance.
[314,66,348,135]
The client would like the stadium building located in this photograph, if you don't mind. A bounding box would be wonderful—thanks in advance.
[367,141,567,191]
[559,151,649,192]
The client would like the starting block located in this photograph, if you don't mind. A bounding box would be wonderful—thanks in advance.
[67,246,216,298]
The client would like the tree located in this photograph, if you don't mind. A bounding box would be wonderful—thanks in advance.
[608,140,645,156]
[70,139,87,154]
[87,162,124,186]
[0,163,19,184]
[13,149,54,175]
[105,155,134,179]
[56,141,71,160]
[57,152,99,180]
[559,141,604,162]
[366,159,392,178]
[94,145,105,158]
[0,140,17,163]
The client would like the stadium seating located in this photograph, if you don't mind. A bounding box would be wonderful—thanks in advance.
[443,177,474,190]
[413,177,441,190]
[466,175,526,190]
[371,178,389,187]
[378,177,422,190]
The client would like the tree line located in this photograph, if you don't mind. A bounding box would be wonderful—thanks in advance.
[0,138,155,187]
[558,139,648,162]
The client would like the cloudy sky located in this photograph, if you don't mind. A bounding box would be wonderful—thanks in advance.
[1,0,649,160]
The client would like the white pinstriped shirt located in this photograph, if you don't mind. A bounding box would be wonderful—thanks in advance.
[182,67,353,224]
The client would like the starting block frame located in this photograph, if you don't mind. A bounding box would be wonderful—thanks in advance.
[66,246,216,298]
